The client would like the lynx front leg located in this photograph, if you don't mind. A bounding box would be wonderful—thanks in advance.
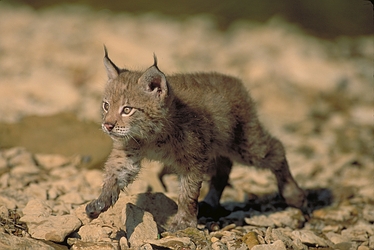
[169,173,203,232]
[86,148,141,218]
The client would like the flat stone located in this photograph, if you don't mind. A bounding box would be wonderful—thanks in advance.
[77,224,112,242]
[341,227,369,242]
[312,206,357,222]
[291,229,329,247]
[245,214,275,227]
[324,232,347,244]
[245,208,304,229]
[268,208,305,229]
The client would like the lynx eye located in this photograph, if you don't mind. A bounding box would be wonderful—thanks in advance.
[121,106,134,116]
[103,101,110,112]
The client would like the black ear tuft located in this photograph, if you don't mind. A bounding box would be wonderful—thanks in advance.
[153,53,158,68]
[137,56,168,100]
[103,45,120,80]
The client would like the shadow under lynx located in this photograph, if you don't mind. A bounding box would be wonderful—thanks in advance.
[86,47,305,231]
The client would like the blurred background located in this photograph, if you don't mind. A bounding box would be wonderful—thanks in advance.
[10,0,374,38]
[0,0,372,167]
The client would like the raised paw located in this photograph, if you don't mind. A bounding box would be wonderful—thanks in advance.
[85,187,120,219]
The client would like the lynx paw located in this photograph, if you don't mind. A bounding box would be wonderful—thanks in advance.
[282,183,306,209]
[169,214,197,232]
[85,189,119,218]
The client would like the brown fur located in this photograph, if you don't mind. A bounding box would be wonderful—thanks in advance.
[85,48,305,231]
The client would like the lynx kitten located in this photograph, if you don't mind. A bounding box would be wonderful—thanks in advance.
[86,47,305,231]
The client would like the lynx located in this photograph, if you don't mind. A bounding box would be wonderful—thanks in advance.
[86,47,305,231]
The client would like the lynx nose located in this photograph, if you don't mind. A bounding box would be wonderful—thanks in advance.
[104,122,115,132]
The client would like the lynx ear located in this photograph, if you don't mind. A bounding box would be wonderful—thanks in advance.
[138,55,168,99]
[103,45,120,80]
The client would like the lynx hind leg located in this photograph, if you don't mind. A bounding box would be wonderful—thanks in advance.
[251,136,305,208]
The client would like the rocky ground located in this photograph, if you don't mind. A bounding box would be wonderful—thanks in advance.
[0,3,373,250]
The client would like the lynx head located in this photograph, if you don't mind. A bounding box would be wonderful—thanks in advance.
[101,46,171,143]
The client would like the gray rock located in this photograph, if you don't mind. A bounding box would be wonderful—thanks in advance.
[122,203,158,247]
[251,240,287,250]
[291,230,330,247]
[324,232,348,245]
[341,225,370,242]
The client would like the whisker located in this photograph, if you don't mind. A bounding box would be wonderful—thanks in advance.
[128,133,140,146]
